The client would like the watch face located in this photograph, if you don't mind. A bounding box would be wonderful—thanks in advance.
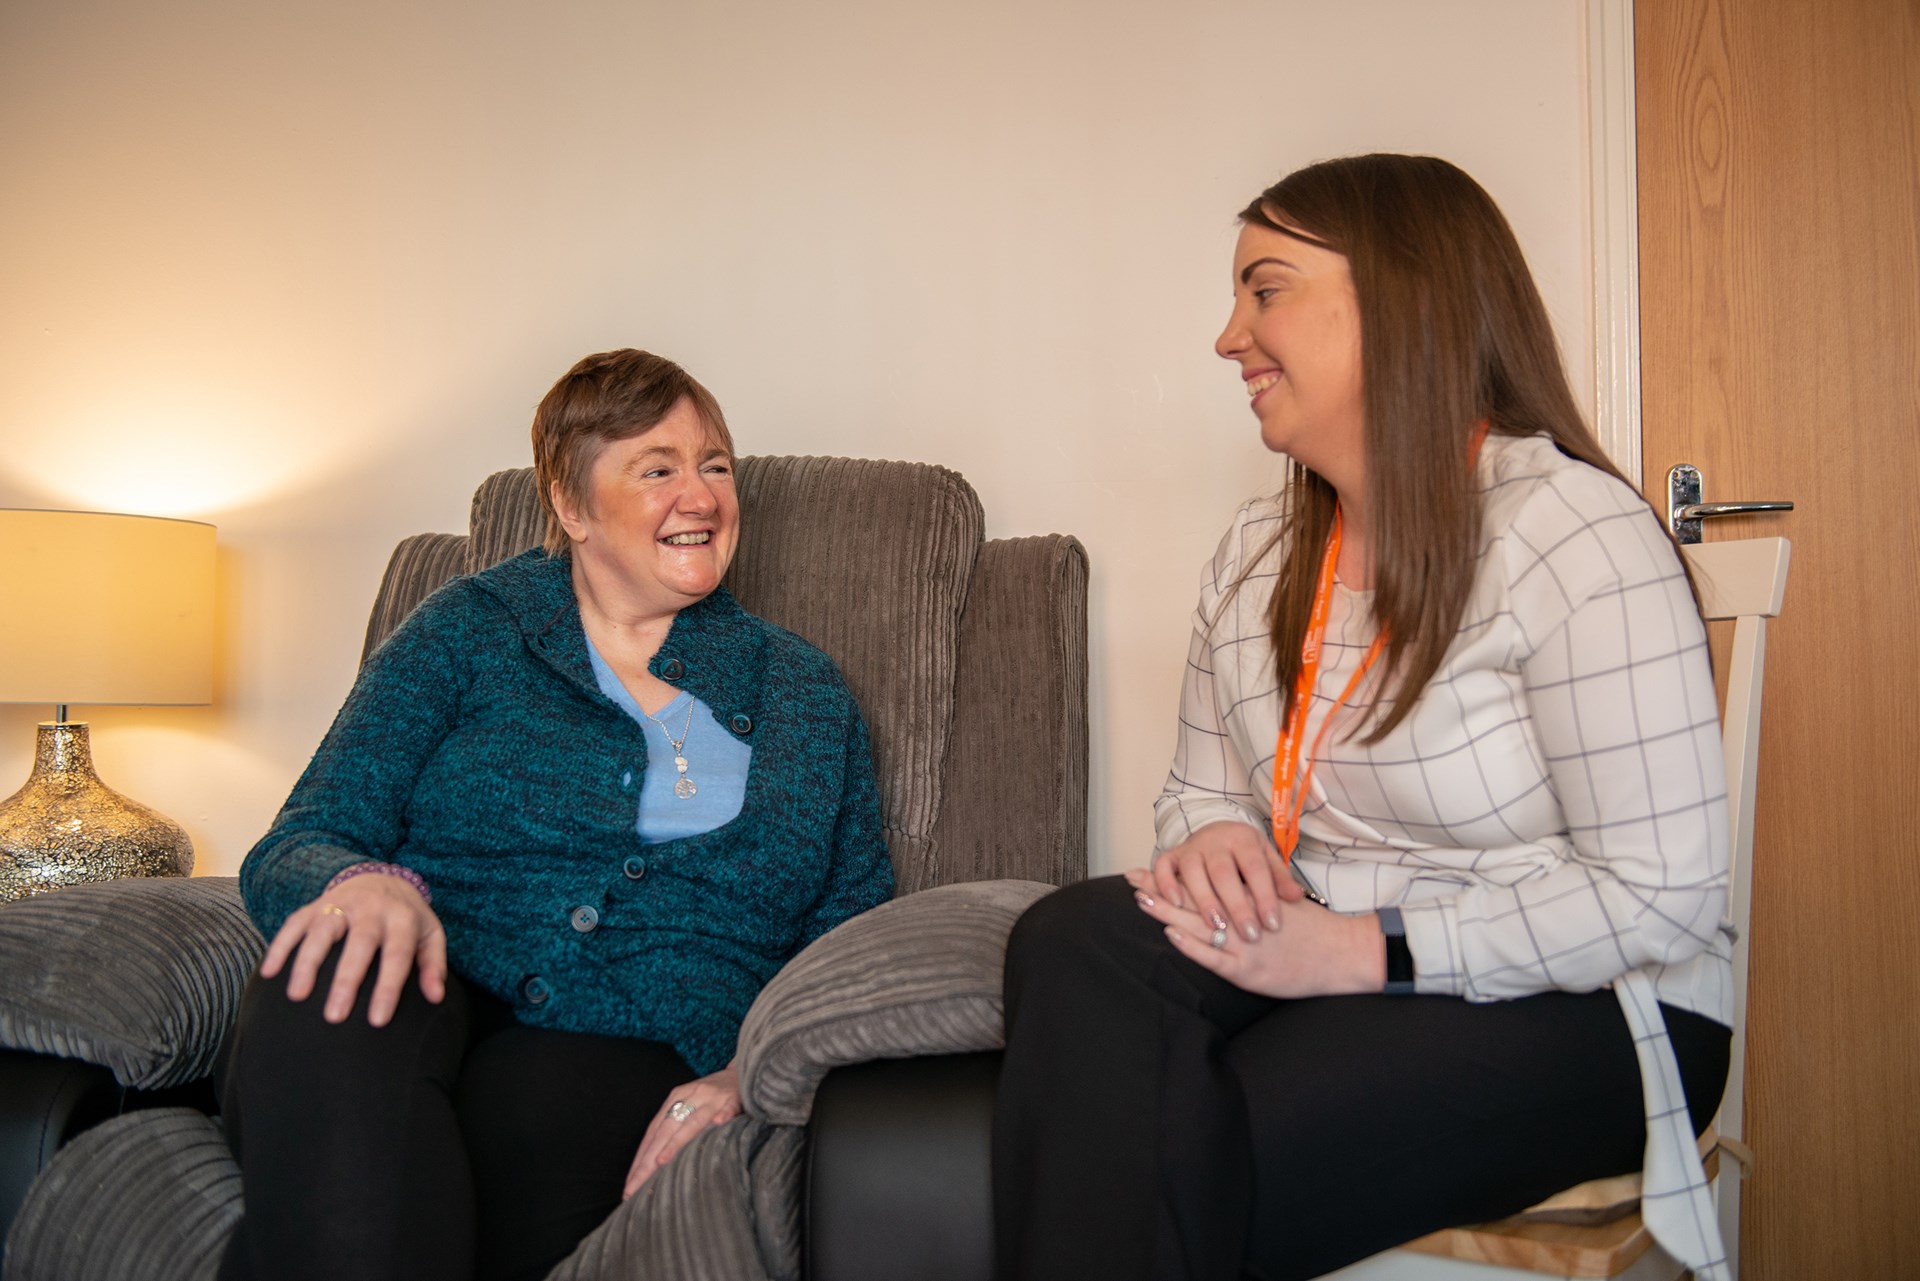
[1385,933,1416,986]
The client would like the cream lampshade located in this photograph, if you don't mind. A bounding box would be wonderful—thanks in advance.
[0,510,216,902]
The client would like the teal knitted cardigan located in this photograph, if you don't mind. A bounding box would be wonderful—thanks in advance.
[240,549,893,1073]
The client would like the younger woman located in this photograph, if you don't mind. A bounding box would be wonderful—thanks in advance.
[992,155,1732,1281]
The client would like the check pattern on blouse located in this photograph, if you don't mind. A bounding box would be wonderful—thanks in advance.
[1155,433,1732,1278]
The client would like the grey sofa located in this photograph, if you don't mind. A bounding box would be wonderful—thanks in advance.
[0,456,1088,1280]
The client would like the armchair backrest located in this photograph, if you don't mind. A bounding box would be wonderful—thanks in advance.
[361,458,1089,895]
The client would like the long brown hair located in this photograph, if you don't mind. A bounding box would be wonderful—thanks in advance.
[1242,154,1640,742]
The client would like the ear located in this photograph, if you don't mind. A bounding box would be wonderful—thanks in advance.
[550,480,590,544]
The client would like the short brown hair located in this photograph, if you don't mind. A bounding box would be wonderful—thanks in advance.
[531,349,734,556]
[1238,155,1643,741]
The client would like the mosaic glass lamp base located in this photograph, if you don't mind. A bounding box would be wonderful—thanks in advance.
[0,721,193,903]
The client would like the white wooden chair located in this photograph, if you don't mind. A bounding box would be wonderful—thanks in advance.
[1324,536,1792,1281]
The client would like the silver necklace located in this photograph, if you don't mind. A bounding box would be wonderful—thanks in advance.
[643,698,698,798]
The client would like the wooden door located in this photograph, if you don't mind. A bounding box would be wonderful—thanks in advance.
[1635,0,1920,1276]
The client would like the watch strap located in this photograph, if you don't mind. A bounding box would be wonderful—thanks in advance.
[1377,906,1416,994]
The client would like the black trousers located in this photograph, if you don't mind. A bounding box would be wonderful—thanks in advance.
[991,877,1730,1281]
[216,948,694,1281]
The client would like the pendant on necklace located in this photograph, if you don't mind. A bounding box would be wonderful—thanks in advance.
[646,699,699,800]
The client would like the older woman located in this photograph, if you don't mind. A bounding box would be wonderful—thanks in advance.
[220,350,892,1281]
[993,156,1732,1280]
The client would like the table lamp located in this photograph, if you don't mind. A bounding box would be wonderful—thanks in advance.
[0,510,216,902]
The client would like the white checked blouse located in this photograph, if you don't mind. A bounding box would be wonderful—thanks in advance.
[1152,435,1743,1275]
[1156,431,1732,1022]
[1155,432,1737,1277]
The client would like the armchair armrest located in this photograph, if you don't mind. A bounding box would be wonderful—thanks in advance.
[806,1052,1000,1281]
[0,1049,120,1247]
[0,877,263,1090]
[735,880,1052,1126]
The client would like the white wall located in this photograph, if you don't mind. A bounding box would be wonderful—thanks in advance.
[0,0,1593,879]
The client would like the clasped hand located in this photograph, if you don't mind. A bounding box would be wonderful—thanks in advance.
[259,872,447,1027]
[1129,821,1386,998]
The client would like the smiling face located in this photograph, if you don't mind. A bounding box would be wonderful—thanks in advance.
[551,397,739,624]
[1215,220,1366,483]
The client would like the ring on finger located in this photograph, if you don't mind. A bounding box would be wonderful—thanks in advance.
[667,1099,696,1123]
[321,903,347,919]
[1209,926,1230,950]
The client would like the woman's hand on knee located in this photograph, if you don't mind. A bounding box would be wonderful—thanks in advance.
[1143,821,1302,944]
[258,874,447,1027]
[1130,885,1388,998]
[624,1060,743,1199]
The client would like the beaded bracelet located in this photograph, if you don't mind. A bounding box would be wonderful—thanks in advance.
[324,861,433,906]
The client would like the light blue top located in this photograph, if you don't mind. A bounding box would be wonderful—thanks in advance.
[586,633,752,843]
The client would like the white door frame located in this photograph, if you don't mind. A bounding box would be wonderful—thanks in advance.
[1588,0,1642,483]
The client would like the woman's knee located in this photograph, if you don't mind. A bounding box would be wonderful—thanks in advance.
[225,946,468,1089]
[1004,875,1171,1008]
[1008,876,1139,960]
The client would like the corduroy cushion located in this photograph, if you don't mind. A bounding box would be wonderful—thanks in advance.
[736,880,1052,1126]
[458,460,986,893]
[362,531,469,663]
[2,1107,242,1281]
[0,878,262,1090]
[931,534,1089,887]
[464,468,548,576]
[547,1116,803,1281]
[729,457,983,892]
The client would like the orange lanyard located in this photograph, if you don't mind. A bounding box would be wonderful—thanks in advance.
[1271,425,1492,861]
[1270,507,1385,863]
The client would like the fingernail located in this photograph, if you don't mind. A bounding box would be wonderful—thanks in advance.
[1134,890,1157,909]
[1266,911,1282,930]
[1243,923,1261,942]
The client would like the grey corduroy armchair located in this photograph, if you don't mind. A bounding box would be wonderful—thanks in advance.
[0,456,1088,1281]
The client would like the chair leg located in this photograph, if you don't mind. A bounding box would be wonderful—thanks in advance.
[1714,1165,1742,1279]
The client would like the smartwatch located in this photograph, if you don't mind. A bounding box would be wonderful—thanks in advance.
[1377,906,1416,995]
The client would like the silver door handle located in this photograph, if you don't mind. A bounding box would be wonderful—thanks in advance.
[1667,464,1795,545]
[1676,501,1796,519]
